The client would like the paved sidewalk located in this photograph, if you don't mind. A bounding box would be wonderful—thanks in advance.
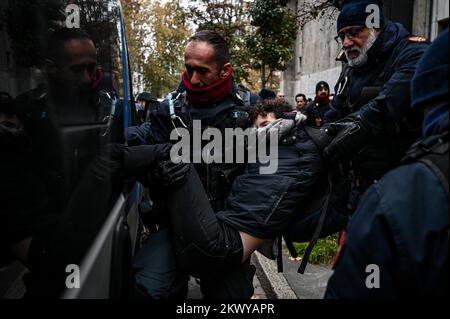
[253,250,333,299]
[187,272,267,299]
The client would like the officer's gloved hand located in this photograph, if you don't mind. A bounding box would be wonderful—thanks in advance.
[120,143,172,175]
[323,119,372,162]
[152,161,190,187]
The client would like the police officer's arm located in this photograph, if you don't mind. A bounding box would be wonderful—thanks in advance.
[324,99,343,123]
[324,183,398,299]
[358,42,429,136]
[124,122,152,146]
[146,99,175,144]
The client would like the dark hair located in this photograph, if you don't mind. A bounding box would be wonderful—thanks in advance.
[46,28,94,65]
[259,88,276,100]
[295,93,306,101]
[188,30,230,67]
[249,98,293,122]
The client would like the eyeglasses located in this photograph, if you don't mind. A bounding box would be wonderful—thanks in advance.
[335,27,366,44]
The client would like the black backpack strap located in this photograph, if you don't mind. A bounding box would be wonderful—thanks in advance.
[285,238,298,259]
[234,86,252,107]
[297,171,333,274]
[277,236,299,273]
[402,130,449,195]
[242,90,251,107]
[418,138,449,197]
[276,235,283,272]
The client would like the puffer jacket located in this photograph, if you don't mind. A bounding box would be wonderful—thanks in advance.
[216,119,325,239]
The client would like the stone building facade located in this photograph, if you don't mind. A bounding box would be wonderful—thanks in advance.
[281,0,449,104]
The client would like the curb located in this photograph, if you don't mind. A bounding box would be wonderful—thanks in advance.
[252,252,297,299]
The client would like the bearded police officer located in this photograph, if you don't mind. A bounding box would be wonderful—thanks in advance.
[324,0,429,209]
[325,28,449,299]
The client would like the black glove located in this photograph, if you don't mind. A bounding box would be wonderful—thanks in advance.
[152,160,190,187]
[122,144,172,175]
[323,120,372,163]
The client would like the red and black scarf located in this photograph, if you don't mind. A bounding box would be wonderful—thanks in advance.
[182,69,233,106]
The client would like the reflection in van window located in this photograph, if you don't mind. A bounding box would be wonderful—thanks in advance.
[1,0,134,298]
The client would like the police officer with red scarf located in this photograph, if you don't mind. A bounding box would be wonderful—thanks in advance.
[132,30,260,299]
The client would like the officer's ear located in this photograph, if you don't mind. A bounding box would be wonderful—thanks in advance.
[220,63,232,79]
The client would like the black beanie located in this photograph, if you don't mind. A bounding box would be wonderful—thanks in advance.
[315,81,330,94]
[337,0,385,32]
[411,29,448,109]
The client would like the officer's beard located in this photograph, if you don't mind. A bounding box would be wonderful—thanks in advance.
[345,29,378,68]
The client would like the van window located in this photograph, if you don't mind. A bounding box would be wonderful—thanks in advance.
[0,0,134,297]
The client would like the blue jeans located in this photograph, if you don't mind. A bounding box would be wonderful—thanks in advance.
[133,227,255,299]
[133,228,188,299]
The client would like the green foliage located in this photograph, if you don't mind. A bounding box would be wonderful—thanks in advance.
[123,0,191,97]
[291,234,339,265]
[6,0,120,69]
[186,0,252,85]
[246,0,298,88]
[123,0,301,93]
[142,1,191,97]
[122,0,148,83]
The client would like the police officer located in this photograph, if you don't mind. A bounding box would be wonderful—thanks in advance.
[325,28,449,299]
[132,30,260,299]
[323,0,429,207]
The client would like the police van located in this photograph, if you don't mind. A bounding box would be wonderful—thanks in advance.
[0,0,143,298]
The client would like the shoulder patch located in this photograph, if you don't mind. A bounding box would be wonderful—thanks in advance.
[408,36,428,43]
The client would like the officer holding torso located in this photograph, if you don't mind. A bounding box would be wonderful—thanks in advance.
[324,0,429,206]
[147,78,257,210]
[132,30,260,299]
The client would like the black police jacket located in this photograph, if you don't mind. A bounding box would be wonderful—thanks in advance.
[143,85,260,207]
[325,121,449,298]
[305,98,332,128]
[330,21,429,132]
[328,20,430,180]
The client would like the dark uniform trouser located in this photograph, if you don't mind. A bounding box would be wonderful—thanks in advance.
[167,165,255,299]
[134,165,255,299]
